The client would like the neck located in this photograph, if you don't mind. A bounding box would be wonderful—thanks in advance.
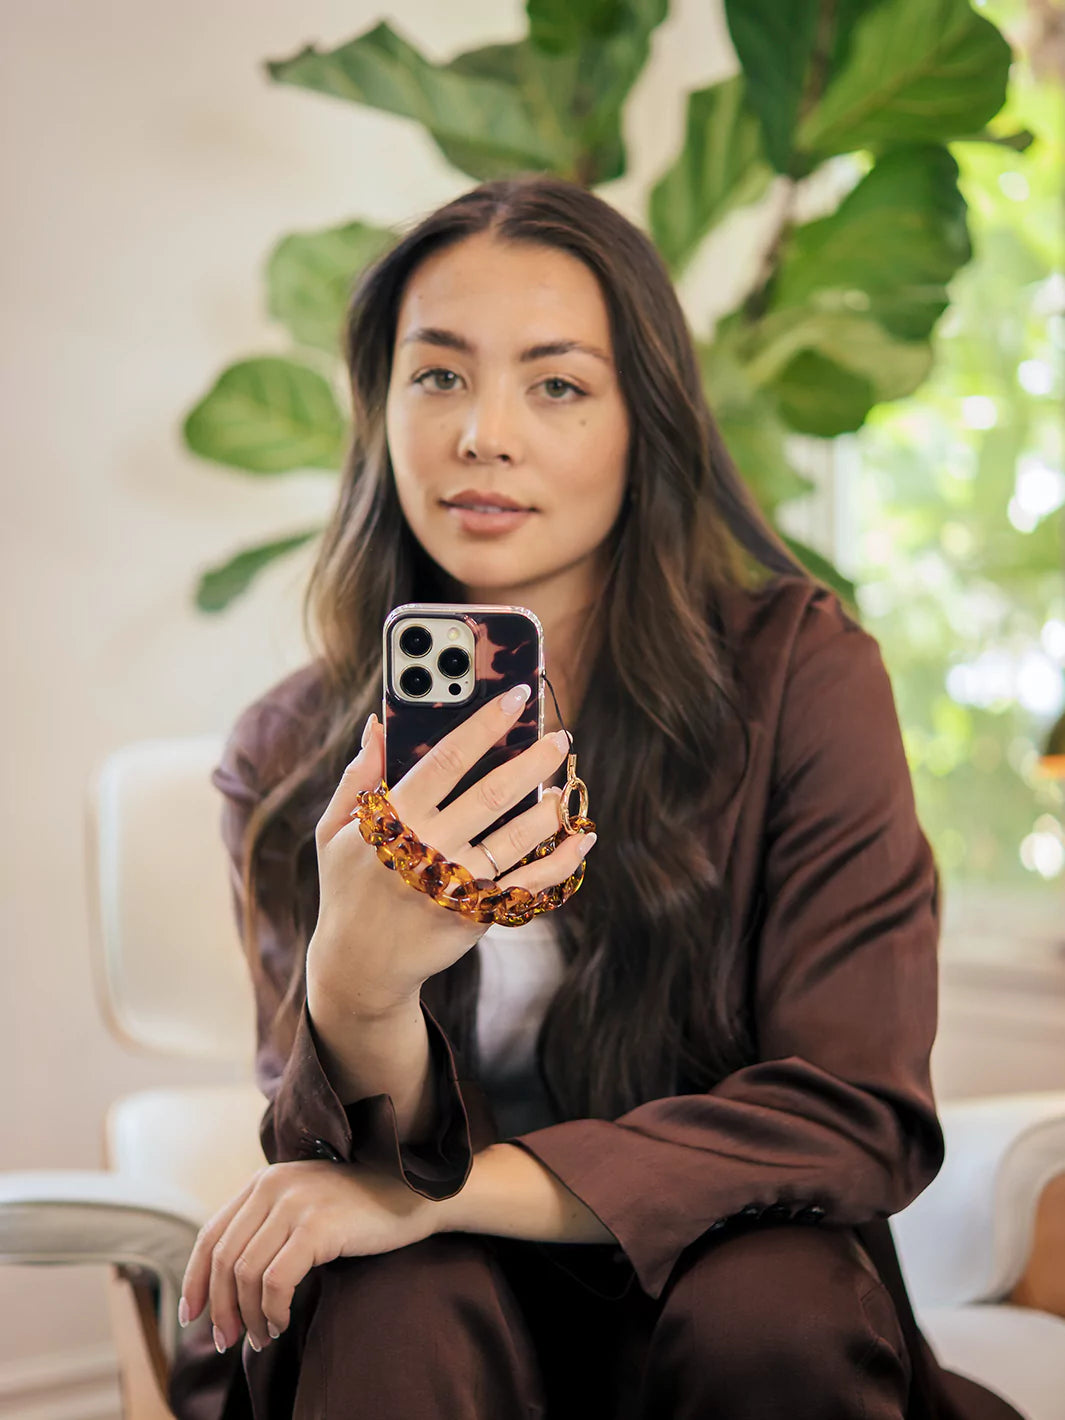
[453,548,611,737]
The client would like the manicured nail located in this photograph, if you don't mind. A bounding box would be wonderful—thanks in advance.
[178,1296,189,1327]
[578,833,597,858]
[360,712,377,749]
[500,683,532,713]
[548,730,569,752]
[213,1325,227,1354]
[248,1335,262,1352]
[268,1322,281,1340]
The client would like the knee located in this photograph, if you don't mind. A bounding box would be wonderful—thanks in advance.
[292,1233,546,1417]
[657,1225,900,1388]
[316,1232,501,1329]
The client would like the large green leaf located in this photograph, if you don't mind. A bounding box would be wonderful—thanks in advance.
[266,221,396,356]
[527,0,624,54]
[698,335,815,513]
[796,0,1012,162]
[750,309,935,404]
[771,350,875,435]
[441,41,583,180]
[264,22,567,173]
[648,76,773,273]
[769,145,971,341]
[196,530,322,613]
[183,358,348,473]
[524,0,668,110]
[443,0,667,184]
[723,0,884,174]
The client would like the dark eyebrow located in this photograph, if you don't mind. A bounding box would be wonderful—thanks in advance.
[400,326,612,366]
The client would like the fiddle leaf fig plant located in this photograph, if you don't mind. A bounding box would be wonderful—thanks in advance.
[186,0,1023,612]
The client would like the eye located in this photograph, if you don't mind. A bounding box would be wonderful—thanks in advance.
[538,377,585,401]
[413,368,462,392]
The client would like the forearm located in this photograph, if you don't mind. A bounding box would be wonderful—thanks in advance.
[433,1142,616,1245]
[306,985,436,1146]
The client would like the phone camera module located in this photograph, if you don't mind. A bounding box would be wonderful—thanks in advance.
[399,625,432,658]
[437,647,470,679]
[399,665,433,698]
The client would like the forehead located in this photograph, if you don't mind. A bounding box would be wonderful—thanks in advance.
[394,233,613,347]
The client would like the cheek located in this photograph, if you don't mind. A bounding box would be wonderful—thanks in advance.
[556,403,628,503]
[386,393,440,485]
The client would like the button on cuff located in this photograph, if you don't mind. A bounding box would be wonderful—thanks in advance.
[307,1137,343,1162]
[794,1204,826,1224]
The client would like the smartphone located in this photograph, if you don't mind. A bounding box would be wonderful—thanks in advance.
[382,603,545,845]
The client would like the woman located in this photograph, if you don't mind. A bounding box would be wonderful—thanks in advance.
[170,176,1022,1420]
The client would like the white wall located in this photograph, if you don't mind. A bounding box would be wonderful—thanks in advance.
[0,0,750,1408]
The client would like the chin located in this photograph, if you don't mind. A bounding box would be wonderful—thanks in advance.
[430,545,541,594]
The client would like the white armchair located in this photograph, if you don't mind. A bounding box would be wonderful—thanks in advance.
[1,738,1063,1419]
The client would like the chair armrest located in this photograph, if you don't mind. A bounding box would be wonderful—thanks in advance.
[890,1091,1065,1308]
[0,1170,204,1363]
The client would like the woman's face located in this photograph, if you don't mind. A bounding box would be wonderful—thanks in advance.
[385,232,631,599]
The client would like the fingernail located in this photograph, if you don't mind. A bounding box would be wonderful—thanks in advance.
[213,1325,227,1354]
[548,730,569,752]
[500,683,532,713]
[248,1336,262,1352]
[178,1296,189,1328]
[360,712,378,749]
[578,832,597,858]
[268,1322,281,1340]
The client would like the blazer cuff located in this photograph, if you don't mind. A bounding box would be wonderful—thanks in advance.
[264,997,491,1201]
[508,1121,682,1298]
[343,1002,482,1200]
[507,1106,840,1302]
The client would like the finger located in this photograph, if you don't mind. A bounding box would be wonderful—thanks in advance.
[259,1229,318,1340]
[434,730,571,852]
[496,823,597,896]
[390,682,536,823]
[231,1213,294,1351]
[316,713,384,847]
[474,786,565,878]
[207,1191,273,1351]
[180,1177,259,1327]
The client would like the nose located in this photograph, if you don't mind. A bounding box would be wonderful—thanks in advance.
[457,386,521,465]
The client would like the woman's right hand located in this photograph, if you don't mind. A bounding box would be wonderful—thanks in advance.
[306,683,596,1022]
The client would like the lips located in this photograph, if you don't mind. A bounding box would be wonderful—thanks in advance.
[442,488,535,512]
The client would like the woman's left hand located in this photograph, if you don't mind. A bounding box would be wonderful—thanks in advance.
[179,1160,437,1353]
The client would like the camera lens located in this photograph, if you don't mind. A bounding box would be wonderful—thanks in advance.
[399,625,432,658]
[437,647,470,679]
[399,665,433,698]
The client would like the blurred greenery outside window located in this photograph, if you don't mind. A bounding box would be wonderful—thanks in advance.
[774,0,1064,931]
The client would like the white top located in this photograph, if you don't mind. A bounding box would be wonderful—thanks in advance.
[475,913,566,1138]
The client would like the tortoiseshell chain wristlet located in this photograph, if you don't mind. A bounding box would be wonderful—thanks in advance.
[349,672,595,926]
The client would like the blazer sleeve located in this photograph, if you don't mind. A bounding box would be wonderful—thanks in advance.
[506,604,947,1300]
[210,700,484,1200]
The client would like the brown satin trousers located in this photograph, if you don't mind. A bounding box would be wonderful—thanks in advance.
[235,1218,911,1419]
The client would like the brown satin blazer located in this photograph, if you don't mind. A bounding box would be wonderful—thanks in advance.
[181,575,1022,1420]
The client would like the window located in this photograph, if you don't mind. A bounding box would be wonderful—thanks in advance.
[778,1,1064,952]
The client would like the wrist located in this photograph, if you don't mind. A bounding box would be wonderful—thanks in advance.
[307,961,422,1028]
[429,1143,615,1245]
[430,1148,492,1235]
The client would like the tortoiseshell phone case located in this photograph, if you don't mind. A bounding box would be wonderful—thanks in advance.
[382,604,545,846]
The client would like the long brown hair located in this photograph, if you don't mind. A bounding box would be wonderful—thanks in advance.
[236,174,813,1119]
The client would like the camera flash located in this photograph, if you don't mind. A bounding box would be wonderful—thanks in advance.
[447,627,460,641]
